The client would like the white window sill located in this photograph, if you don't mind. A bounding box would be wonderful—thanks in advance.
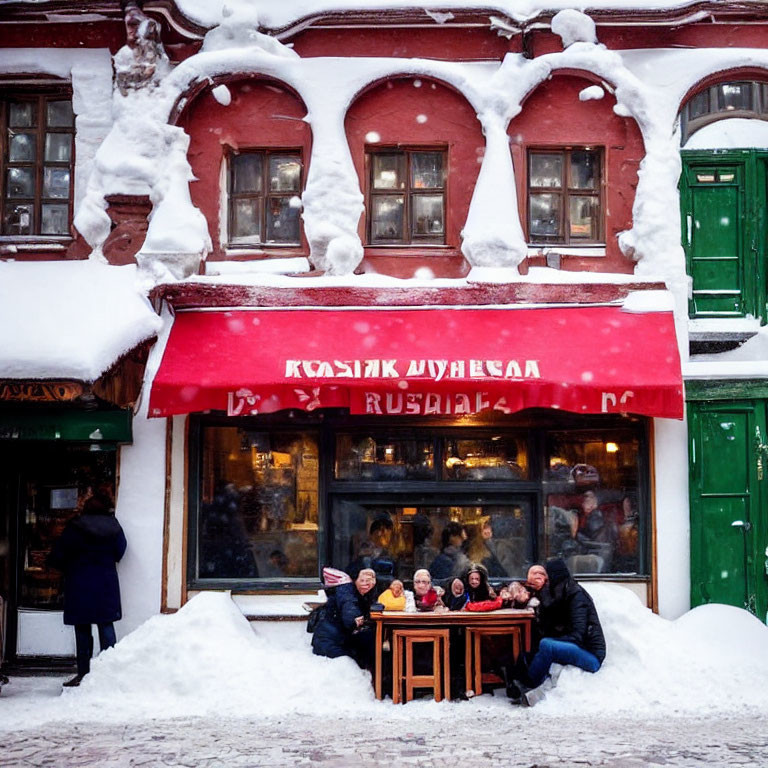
[527,245,606,258]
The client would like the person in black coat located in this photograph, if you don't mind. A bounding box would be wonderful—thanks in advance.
[48,492,127,687]
[311,567,378,670]
[514,558,606,705]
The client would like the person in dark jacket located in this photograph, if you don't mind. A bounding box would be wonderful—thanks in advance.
[48,492,127,688]
[311,567,378,669]
[515,558,606,705]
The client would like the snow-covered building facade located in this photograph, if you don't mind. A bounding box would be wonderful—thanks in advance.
[1,0,767,664]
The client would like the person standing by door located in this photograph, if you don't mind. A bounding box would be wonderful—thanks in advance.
[48,491,127,688]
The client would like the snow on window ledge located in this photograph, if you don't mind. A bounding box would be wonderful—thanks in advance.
[527,245,606,258]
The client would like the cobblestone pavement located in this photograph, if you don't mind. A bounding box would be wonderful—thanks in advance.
[2,678,767,767]
[4,711,768,767]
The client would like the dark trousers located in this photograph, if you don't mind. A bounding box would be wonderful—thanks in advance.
[74,622,117,676]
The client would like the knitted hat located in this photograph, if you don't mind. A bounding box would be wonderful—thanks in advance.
[322,567,352,587]
[545,558,571,586]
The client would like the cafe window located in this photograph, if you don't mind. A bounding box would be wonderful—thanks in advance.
[196,426,319,581]
[192,416,648,589]
[542,429,643,575]
[367,149,446,245]
[1,92,75,237]
[332,501,534,583]
[228,149,302,246]
[527,148,602,244]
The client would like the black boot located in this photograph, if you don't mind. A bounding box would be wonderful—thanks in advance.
[62,673,85,688]
[499,665,522,702]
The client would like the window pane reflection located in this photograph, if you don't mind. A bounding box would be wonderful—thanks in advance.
[718,82,753,112]
[411,152,444,189]
[543,430,640,575]
[7,167,34,198]
[43,167,70,199]
[266,196,300,243]
[232,198,261,240]
[269,155,301,192]
[570,150,599,189]
[372,154,405,190]
[9,101,35,127]
[9,132,36,162]
[46,100,74,127]
[332,502,533,585]
[45,133,72,163]
[336,434,435,480]
[411,194,444,236]
[233,154,263,194]
[199,427,319,580]
[443,436,528,481]
[370,194,404,241]
[530,153,563,188]
[569,195,598,238]
[529,193,561,238]
[41,203,69,235]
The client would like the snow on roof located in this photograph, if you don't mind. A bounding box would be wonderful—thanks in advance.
[173,0,742,30]
[0,261,162,381]
[2,585,767,728]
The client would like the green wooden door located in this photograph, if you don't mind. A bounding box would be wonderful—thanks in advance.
[681,156,749,318]
[689,401,768,620]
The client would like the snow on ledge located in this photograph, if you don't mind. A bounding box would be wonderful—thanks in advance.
[205,257,311,276]
[0,261,162,381]
[622,289,675,313]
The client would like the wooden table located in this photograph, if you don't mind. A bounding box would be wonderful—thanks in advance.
[371,608,535,700]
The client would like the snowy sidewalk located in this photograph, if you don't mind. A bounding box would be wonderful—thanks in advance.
[2,677,767,768]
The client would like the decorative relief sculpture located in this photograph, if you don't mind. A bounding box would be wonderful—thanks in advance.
[114,1,169,96]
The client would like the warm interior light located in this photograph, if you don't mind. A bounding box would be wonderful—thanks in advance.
[605,442,619,453]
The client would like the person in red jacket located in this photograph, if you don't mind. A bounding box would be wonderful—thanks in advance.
[413,569,446,612]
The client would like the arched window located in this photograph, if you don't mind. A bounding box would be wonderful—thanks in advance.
[681,80,768,144]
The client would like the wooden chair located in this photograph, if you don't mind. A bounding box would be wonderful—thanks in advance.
[465,625,521,696]
[392,628,450,703]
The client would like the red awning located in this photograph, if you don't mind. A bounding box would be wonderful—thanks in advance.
[149,306,684,420]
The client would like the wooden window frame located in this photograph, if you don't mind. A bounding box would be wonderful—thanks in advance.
[365,147,447,246]
[527,147,604,246]
[0,88,75,240]
[226,148,303,248]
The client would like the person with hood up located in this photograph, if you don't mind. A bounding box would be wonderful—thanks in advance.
[311,567,378,669]
[513,558,606,706]
[48,491,127,688]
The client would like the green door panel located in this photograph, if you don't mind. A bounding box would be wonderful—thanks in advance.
[699,411,749,495]
[689,400,768,620]
[697,497,749,606]
[682,160,746,317]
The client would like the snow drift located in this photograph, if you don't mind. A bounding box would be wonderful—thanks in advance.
[3,585,765,729]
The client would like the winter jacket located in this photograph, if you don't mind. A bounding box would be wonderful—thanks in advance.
[446,592,469,611]
[538,577,606,662]
[429,545,471,582]
[311,582,376,660]
[465,596,504,612]
[378,587,406,611]
[414,587,444,612]
[48,513,127,626]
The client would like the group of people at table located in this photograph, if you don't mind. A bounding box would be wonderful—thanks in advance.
[310,558,606,706]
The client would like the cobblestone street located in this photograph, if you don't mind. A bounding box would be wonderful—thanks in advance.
[2,677,767,768]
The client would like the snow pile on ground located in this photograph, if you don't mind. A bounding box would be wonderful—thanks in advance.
[3,587,766,728]
[51,586,768,723]
[539,584,768,714]
[0,261,162,380]
[63,592,375,721]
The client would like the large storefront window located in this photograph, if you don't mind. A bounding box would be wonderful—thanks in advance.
[191,415,647,588]
[542,430,641,574]
[198,427,319,580]
[332,501,533,583]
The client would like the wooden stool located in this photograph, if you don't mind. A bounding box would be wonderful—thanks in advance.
[465,625,521,696]
[392,628,450,703]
